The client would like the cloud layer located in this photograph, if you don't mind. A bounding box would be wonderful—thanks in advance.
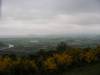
[0,0,100,36]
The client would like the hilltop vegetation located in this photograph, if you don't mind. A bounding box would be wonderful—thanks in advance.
[0,42,100,75]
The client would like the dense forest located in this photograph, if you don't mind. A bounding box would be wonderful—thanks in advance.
[0,42,100,75]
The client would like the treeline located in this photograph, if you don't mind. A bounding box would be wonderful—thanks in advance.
[0,42,100,75]
[0,42,7,48]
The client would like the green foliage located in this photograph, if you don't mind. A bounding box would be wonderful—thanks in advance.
[0,42,6,47]
[56,42,69,51]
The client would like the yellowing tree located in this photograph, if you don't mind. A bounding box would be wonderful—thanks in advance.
[30,60,38,70]
[80,50,96,63]
[0,57,13,72]
[54,52,73,65]
[43,57,57,71]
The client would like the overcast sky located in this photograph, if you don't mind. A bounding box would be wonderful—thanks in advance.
[0,0,100,37]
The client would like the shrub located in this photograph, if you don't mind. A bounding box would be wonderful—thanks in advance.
[43,57,57,71]
[80,49,96,63]
[54,52,73,65]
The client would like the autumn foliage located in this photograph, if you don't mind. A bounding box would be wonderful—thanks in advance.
[0,44,100,75]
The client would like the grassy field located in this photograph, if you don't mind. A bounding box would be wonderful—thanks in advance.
[63,62,100,75]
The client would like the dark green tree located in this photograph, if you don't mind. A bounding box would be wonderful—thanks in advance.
[56,42,70,51]
[0,42,6,48]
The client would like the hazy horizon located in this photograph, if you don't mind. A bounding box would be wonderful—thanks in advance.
[0,0,100,37]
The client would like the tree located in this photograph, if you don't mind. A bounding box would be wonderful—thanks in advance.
[95,46,100,60]
[80,49,96,63]
[43,57,57,71]
[56,42,70,51]
[0,42,6,48]
[54,52,73,65]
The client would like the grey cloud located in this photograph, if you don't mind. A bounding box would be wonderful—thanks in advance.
[3,0,100,15]
[0,0,100,36]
